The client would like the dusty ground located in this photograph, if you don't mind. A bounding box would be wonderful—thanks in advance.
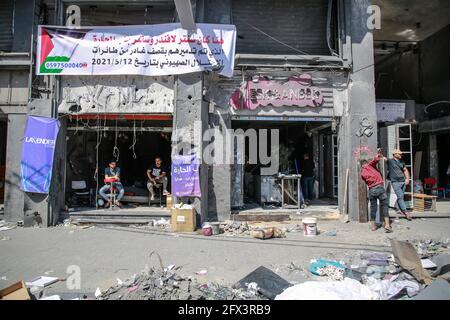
[1,214,450,297]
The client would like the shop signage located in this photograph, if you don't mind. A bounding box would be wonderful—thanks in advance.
[171,154,201,197]
[20,116,61,194]
[230,74,324,110]
[36,23,236,77]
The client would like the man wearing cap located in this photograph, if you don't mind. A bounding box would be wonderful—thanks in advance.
[387,149,412,221]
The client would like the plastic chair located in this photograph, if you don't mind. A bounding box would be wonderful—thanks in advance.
[71,180,92,206]
[423,178,446,199]
[148,183,163,207]
[103,178,119,209]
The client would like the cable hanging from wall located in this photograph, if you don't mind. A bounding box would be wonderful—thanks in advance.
[129,120,137,159]
[113,119,120,162]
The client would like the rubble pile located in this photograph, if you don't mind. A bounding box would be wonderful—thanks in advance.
[275,239,450,300]
[416,239,450,257]
[97,253,265,300]
[222,221,250,235]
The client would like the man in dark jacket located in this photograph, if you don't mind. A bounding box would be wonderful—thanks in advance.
[361,149,393,233]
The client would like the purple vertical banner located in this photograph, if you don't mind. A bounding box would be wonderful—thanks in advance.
[171,154,201,197]
[20,116,61,194]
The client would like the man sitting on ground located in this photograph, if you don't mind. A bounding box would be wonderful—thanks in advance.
[99,160,124,208]
[147,157,170,201]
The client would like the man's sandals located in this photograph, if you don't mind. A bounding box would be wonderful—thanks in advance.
[401,212,413,221]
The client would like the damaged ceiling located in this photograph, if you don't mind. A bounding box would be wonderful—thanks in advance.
[373,0,450,42]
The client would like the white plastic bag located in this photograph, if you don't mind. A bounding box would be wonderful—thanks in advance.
[275,278,378,300]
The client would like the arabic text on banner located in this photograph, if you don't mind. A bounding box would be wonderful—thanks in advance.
[36,23,236,78]
[171,154,201,197]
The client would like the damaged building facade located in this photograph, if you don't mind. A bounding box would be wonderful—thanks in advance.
[1,0,379,226]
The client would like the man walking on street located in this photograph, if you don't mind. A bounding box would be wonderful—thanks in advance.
[361,149,393,233]
[387,149,413,221]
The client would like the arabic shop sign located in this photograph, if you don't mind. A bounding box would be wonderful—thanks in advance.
[230,74,324,110]
[36,23,236,78]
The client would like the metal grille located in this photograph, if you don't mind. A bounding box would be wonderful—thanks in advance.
[231,0,330,55]
[76,4,176,26]
[0,0,14,52]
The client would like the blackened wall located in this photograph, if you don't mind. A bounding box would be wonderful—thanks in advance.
[376,24,450,118]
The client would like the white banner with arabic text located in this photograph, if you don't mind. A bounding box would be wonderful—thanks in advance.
[36,23,236,77]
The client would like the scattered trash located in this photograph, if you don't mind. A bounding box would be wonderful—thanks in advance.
[391,240,433,285]
[195,269,208,276]
[1,276,8,281]
[97,252,259,300]
[117,278,123,286]
[246,282,259,296]
[43,270,54,275]
[165,265,175,272]
[413,279,450,300]
[302,218,318,236]
[223,221,249,235]
[421,258,437,269]
[0,220,16,231]
[202,223,213,236]
[275,278,377,300]
[1,236,11,241]
[324,231,337,237]
[209,222,221,235]
[360,252,391,265]
[365,277,421,300]
[310,260,345,277]
[250,227,286,240]
[430,254,450,281]
[39,295,61,300]
[233,266,292,300]
[0,281,31,300]
[94,288,102,298]
[25,276,59,288]
[127,285,139,293]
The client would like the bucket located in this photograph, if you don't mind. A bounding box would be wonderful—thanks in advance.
[210,222,220,235]
[302,218,318,237]
[202,223,212,236]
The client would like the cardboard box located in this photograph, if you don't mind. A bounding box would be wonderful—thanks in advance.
[166,195,173,209]
[0,281,31,300]
[171,208,196,233]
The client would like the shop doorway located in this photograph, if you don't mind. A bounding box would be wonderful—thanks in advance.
[231,120,337,211]
[0,119,7,206]
[65,117,172,210]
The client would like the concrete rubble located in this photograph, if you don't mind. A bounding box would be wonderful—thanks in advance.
[96,252,266,301]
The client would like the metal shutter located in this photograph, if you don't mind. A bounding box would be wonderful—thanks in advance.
[0,0,14,52]
[232,0,330,55]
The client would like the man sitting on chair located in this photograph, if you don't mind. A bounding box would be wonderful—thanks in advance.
[99,160,124,208]
[147,157,169,201]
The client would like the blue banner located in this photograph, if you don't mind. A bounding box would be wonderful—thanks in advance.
[171,154,201,197]
[20,116,61,193]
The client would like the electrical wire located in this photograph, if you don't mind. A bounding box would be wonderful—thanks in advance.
[113,119,120,162]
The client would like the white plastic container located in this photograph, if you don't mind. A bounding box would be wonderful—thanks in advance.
[302,218,318,236]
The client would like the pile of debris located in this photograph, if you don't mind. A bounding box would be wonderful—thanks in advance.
[222,221,303,239]
[97,252,265,300]
[275,239,450,300]
[222,221,250,235]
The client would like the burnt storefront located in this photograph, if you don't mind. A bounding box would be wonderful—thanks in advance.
[1,0,379,226]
